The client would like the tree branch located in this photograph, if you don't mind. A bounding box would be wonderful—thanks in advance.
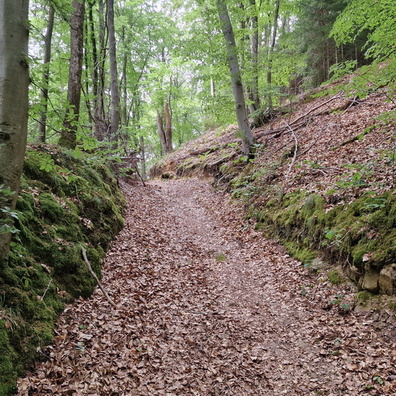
[81,247,116,306]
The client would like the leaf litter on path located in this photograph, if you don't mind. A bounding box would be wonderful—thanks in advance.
[17,178,396,395]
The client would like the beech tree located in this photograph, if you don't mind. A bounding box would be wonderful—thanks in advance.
[0,0,30,260]
[107,0,121,143]
[216,0,254,156]
[38,2,55,142]
[59,0,85,149]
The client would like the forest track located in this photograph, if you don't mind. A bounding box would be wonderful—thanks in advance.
[17,178,396,395]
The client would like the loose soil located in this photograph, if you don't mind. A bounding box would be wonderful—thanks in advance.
[17,178,396,395]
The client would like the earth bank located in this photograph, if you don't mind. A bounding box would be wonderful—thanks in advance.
[0,145,124,395]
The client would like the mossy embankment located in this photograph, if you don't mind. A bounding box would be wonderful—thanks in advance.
[150,77,396,299]
[0,145,124,395]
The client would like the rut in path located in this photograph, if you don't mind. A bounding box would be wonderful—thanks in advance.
[18,178,396,395]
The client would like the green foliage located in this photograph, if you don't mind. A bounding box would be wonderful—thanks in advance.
[330,1,396,101]
[331,0,396,61]
[356,290,372,304]
[293,0,361,87]
[329,60,358,81]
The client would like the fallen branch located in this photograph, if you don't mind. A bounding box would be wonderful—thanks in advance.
[81,247,116,307]
[331,128,373,149]
[283,121,299,182]
[256,93,343,141]
[40,279,52,301]
[209,153,237,167]
[133,165,146,187]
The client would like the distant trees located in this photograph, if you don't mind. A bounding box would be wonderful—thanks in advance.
[0,0,30,260]
[295,0,366,87]
[25,0,396,165]
[331,0,396,62]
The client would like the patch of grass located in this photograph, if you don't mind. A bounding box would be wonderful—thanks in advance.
[214,252,227,262]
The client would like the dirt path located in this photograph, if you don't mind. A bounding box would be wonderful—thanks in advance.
[18,179,396,395]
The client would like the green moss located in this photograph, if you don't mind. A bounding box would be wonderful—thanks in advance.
[328,268,342,284]
[356,291,373,304]
[0,321,18,395]
[284,241,316,264]
[250,186,396,288]
[1,145,125,394]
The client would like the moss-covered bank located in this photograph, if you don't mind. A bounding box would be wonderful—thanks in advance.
[241,183,396,294]
[0,145,124,395]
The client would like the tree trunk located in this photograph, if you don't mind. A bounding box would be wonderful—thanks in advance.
[216,0,254,157]
[139,136,147,181]
[107,0,121,143]
[121,26,129,127]
[164,98,173,153]
[266,0,280,113]
[0,0,30,261]
[157,111,166,156]
[59,0,85,149]
[248,0,260,113]
[38,3,55,143]
[92,0,107,141]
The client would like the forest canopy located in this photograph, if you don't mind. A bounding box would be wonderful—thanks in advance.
[26,0,396,167]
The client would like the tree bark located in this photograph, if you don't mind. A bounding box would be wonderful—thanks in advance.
[266,0,280,113]
[248,0,260,113]
[38,3,55,143]
[107,0,121,143]
[93,0,108,141]
[59,0,85,149]
[216,0,254,157]
[164,98,173,153]
[139,136,147,181]
[0,0,30,260]
[157,111,167,156]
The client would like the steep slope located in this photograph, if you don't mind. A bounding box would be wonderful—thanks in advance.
[151,75,396,296]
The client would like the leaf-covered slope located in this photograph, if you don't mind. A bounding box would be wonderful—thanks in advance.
[151,77,396,295]
[0,145,124,395]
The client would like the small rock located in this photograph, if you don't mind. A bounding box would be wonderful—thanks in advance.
[361,269,379,293]
[379,263,396,295]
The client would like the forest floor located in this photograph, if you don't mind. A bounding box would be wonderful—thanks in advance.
[17,178,396,395]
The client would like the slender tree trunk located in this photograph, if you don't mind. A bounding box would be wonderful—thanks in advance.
[216,0,254,157]
[164,98,173,153]
[93,0,107,141]
[266,0,280,113]
[107,0,120,143]
[88,0,98,100]
[157,111,166,156]
[248,0,260,113]
[38,3,55,143]
[0,0,29,260]
[120,26,129,127]
[139,136,147,181]
[59,0,85,149]
[122,50,128,126]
